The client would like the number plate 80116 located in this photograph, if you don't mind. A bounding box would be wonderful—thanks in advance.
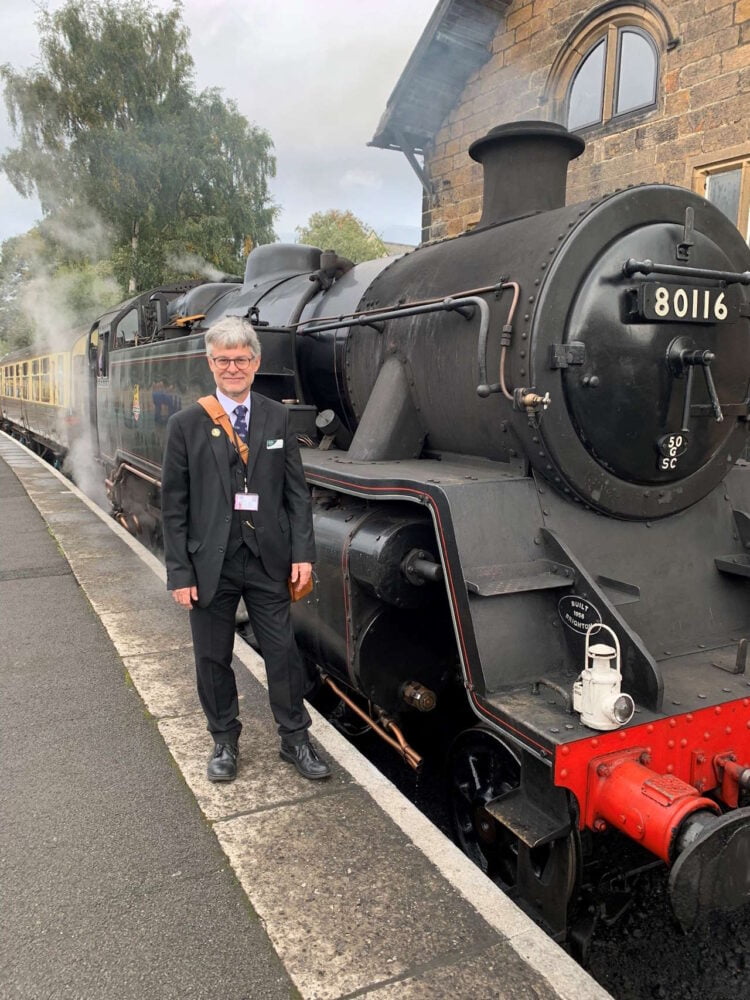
[638,283,737,323]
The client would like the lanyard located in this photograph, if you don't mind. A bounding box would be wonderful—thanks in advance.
[228,425,250,492]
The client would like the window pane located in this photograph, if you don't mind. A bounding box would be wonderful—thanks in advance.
[116,308,139,345]
[568,39,605,131]
[616,30,657,115]
[706,168,742,228]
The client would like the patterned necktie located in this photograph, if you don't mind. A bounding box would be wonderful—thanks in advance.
[232,404,248,442]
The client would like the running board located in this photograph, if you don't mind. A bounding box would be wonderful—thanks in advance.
[465,560,572,596]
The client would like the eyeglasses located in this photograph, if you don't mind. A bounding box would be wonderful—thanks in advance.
[209,356,256,371]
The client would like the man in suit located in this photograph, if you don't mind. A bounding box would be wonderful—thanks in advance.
[161,315,330,782]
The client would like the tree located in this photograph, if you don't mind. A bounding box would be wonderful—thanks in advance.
[0,225,120,355]
[1,0,277,293]
[296,210,388,264]
[0,235,35,353]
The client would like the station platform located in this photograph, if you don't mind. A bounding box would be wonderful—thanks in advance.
[0,431,612,1000]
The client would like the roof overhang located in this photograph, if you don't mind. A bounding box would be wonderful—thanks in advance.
[370,0,509,155]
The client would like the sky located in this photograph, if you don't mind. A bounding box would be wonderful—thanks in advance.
[0,0,437,248]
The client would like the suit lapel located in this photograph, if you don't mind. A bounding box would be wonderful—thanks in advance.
[203,408,233,503]
[245,392,267,484]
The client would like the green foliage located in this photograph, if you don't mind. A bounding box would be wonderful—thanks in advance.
[1,0,277,297]
[296,210,388,264]
[1,0,193,215]
[0,227,119,354]
[0,233,41,352]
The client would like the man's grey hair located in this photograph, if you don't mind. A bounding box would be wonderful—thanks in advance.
[205,316,261,358]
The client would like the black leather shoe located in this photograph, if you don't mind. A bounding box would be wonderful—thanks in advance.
[207,743,238,782]
[279,740,331,780]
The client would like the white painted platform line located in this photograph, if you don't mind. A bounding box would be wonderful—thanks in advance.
[0,432,612,1000]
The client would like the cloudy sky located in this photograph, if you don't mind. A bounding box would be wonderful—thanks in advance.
[0,0,437,247]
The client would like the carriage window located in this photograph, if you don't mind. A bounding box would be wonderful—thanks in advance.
[56,353,66,405]
[31,359,40,401]
[40,357,51,403]
[694,158,750,243]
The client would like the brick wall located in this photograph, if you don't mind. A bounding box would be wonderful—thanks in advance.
[424,0,749,239]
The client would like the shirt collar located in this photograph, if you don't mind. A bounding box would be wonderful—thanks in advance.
[215,387,251,419]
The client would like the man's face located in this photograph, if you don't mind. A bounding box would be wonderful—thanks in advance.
[207,343,261,401]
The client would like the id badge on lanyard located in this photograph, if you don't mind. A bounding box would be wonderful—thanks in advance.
[234,492,259,511]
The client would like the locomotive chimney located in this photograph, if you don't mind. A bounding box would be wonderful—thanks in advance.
[468,120,585,229]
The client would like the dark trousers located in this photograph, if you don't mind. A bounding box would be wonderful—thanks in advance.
[189,546,311,747]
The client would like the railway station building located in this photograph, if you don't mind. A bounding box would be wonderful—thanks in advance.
[371,0,750,244]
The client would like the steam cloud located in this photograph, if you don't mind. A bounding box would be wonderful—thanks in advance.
[165,251,228,282]
[9,205,120,507]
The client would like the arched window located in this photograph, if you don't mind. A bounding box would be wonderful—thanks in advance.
[567,24,658,131]
[546,4,675,134]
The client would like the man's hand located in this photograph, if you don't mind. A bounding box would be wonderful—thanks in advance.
[172,586,198,608]
[290,562,312,588]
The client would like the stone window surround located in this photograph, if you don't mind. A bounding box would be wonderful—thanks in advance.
[693,151,750,242]
[543,2,679,134]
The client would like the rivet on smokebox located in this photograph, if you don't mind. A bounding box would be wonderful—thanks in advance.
[211,428,221,437]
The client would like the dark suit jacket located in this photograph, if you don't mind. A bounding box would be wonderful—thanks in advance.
[161,392,316,607]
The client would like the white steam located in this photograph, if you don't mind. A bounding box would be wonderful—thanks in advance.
[43,205,113,261]
[15,207,119,355]
[165,252,226,282]
[19,268,120,354]
[10,206,120,507]
[63,429,109,509]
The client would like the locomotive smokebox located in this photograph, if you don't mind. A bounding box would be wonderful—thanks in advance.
[468,120,585,228]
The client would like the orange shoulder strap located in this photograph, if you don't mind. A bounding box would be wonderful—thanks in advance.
[197,395,249,464]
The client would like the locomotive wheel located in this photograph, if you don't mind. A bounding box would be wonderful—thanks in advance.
[447,727,523,887]
[447,726,579,931]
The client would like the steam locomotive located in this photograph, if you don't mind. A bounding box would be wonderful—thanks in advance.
[3,121,750,943]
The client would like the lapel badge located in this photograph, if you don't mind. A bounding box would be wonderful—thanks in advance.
[211,427,221,437]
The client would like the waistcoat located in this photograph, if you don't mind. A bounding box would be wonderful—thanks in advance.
[226,442,259,558]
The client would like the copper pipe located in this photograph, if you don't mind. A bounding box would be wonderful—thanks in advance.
[380,716,422,770]
[116,512,142,536]
[499,345,512,400]
[503,280,521,325]
[321,674,422,771]
[109,460,160,490]
[117,462,161,488]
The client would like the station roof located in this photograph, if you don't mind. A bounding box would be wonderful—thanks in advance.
[370,0,509,154]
